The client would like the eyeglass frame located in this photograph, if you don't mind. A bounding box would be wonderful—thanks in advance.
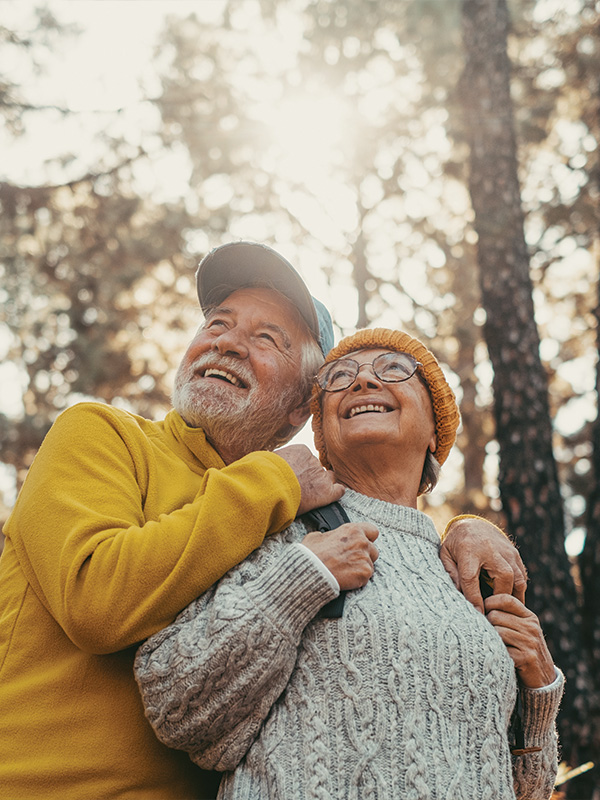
[314,351,423,393]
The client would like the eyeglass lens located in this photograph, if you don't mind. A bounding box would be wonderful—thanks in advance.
[318,352,420,392]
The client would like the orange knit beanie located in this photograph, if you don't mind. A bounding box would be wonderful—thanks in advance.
[311,328,460,470]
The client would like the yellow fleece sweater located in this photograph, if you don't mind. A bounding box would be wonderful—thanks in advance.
[0,403,300,800]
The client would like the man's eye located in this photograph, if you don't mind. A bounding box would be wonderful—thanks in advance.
[258,332,276,344]
[206,319,227,329]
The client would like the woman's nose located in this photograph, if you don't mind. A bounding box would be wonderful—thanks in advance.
[351,363,383,390]
[212,327,249,359]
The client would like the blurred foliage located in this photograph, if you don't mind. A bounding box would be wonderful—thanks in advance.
[0,0,599,793]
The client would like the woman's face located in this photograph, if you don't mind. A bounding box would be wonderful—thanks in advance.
[320,348,437,468]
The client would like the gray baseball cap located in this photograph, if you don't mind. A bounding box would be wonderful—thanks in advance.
[196,241,334,356]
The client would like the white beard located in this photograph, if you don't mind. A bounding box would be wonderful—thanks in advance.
[172,356,299,460]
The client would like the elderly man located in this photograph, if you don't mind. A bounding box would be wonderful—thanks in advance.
[0,242,524,800]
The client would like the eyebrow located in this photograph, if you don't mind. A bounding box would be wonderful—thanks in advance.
[205,306,292,350]
[205,305,233,319]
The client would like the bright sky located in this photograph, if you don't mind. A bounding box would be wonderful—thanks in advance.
[1,0,594,555]
[1,2,217,178]
[1,0,375,317]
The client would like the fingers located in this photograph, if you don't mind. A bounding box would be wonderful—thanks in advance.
[483,593,556,688]
[484,592,528,617]
[489,549,528,601]
[322,471,346,503]
[301,523,379,591]
[507,556,527,603]
[485,559,514,595]
[438,544,486,613]
[457,573,485,615]
[512,572,527,604]
[362,524,380,543]
[275,446,346,515]
[440,517,528,608]
[439,549,461,591]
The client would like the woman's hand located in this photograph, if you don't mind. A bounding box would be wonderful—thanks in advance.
[484,593,556,688]
[302,523,379,591]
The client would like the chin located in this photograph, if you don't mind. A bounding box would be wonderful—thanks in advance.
[173,383,248,428]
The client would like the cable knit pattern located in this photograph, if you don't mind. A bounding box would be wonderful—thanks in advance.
[135,490,563,800]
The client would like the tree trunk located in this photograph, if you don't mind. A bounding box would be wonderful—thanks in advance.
[460,0,600,781]
[582,282,600,705]
[581,37,600,717]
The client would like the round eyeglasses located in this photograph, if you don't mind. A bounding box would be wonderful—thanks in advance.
[315,352,423,393]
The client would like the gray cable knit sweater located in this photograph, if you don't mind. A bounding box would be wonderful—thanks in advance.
[135,490,563,800]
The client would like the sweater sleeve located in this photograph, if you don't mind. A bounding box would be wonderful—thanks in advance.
[134,541,338,771]
[511,668,565,800]
[4,404,300,654]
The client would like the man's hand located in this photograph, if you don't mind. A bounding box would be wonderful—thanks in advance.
[302,523,379,591]
[275,444,345,515]
[484,594,556,688]
[440,517,527,614]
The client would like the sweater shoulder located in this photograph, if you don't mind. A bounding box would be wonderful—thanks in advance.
[55,401,151,431]
[50,402,162,447]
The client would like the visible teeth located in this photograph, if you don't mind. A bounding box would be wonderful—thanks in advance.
[204,368,241,387]
[348,404,387,418]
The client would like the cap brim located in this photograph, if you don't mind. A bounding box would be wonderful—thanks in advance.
[196,242,320,345]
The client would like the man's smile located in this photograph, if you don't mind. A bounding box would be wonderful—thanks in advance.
[201,367,247,389]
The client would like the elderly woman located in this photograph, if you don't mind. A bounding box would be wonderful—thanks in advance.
[135,328,564,800]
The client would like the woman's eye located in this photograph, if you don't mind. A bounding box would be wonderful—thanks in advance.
[331,368,353,382]
[384,365,410,377]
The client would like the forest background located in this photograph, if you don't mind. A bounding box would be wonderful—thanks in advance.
[1,0,599,797]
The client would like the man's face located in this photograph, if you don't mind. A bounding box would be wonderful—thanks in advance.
[172,287,312,457]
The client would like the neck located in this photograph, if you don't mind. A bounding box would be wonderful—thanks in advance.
[331,448,422,508]
[204,428,263,465]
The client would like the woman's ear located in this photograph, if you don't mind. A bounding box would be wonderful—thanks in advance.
[428,432,437,454]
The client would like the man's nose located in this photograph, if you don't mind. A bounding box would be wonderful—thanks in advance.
[351,363,382,390]
[212,327,249,359]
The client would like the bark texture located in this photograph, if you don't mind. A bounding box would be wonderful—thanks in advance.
[460,0,600,784]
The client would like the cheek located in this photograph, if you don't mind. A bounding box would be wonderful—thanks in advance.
[183,334,211,363]
[321,398,343,443]
[412,389,436,440]
[247,354,277,387]
[254,352,300,395]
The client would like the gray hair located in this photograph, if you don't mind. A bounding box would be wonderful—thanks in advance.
[419,450,441,494]
[299,337,326,402]
[269,335,324,448]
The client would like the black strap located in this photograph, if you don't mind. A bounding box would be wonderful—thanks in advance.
[303,502,350,618]
[479,568,494,599]
[304,502,350,533]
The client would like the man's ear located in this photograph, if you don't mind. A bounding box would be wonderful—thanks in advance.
[287,398,311,428]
